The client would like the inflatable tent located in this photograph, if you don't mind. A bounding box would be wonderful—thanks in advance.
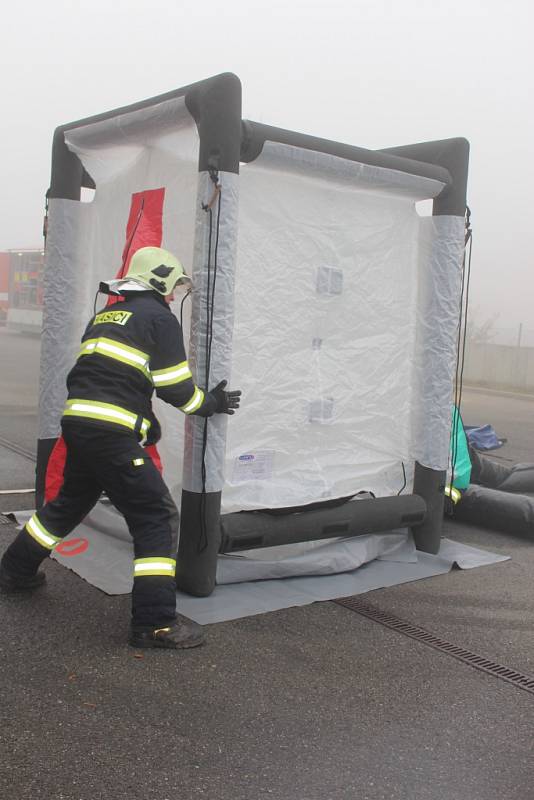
[37,73,469,596]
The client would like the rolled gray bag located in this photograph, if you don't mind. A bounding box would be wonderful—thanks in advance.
[469,448,534,494]
[469,448,512,488]
[498,465,534,494]
[454,484,534,539]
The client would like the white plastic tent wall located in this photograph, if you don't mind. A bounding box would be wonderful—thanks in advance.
[38,73,469,596]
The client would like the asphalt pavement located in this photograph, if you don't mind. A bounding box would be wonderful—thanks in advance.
[1,329,533,800]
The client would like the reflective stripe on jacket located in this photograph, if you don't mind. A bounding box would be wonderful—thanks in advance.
[63,292,216,438]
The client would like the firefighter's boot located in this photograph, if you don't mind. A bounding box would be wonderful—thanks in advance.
[129,613,204,649]
[0,563,47,592]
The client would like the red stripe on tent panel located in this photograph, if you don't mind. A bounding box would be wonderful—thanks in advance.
[120,187,166,276]
[108,187,166,307]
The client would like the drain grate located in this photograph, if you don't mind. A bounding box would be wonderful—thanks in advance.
[334,596,534,696]
[0,514,12,525]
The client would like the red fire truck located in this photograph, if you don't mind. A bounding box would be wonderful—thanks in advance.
[0,249,44,333]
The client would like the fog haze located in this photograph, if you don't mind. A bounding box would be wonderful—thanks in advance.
[1,0,532,333]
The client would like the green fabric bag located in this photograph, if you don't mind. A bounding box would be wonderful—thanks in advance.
[450,405,471,490]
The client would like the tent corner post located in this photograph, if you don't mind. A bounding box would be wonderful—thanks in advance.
[50,127,84,200]
[176,489,222,596]
[380,137,469,216]
[411,462,446,554]
[36,127,85,500]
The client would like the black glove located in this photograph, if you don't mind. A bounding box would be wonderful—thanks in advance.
[210,380,241,415]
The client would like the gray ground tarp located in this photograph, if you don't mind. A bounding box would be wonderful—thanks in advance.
[14,506,509,624]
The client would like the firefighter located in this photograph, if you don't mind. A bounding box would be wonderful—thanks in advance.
[0,247,241,649]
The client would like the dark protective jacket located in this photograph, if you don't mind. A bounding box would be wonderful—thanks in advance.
[62,291,217,441]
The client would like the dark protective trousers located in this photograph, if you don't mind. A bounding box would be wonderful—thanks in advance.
[1,423,179,627]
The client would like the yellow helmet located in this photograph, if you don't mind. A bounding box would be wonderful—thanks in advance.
[126,247,191,295]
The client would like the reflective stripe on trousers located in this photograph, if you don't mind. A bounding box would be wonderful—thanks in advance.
[25,512,62,550]
[133,557,176,577]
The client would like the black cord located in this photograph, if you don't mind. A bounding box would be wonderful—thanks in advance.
[198,177,222,552]
[198,208,213,553]
[208,188,222,371]
[457,226,473,413]
[179,288,191,329]
[397,462,407,495]
[450,208,473,489]
[204,207,214,388]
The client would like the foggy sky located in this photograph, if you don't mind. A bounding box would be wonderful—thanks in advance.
[1,0,532,330]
